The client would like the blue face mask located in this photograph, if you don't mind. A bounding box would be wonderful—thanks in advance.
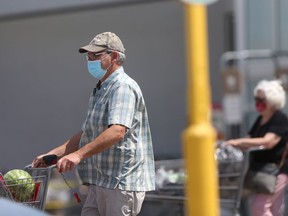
[87,60,107,80]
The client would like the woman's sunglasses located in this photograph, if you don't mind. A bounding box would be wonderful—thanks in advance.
[254,97,266,103]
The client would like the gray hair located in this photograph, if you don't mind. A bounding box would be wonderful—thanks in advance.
[253,79,286,110]
[117,52,126,65]
[107,49,126,65]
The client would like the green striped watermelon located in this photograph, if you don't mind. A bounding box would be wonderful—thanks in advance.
[4,169,35,202]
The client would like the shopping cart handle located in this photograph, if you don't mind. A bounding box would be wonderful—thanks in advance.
[24,154,58,170]
[24,164,57,171]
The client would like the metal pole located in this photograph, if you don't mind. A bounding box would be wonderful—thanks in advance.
[234,0,247,51]
[271,0,281,50]
[182,3,219,216]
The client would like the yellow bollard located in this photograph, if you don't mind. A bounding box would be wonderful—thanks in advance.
[182,3,219,216]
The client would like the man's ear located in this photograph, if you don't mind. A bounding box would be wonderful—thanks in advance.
[112,52,119,63]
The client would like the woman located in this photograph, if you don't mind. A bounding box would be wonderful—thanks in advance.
[226,79,288,216]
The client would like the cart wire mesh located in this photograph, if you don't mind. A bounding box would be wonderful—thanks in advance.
[0,165,55,211]
[147,142,249,215]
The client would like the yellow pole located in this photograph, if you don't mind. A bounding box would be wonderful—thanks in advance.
[182,3,219,216]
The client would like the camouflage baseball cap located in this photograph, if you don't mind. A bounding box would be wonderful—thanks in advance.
[79,32,125,54]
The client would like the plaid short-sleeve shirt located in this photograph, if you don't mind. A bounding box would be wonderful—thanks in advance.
[77,67,155,191]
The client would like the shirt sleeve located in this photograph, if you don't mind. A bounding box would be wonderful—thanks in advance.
[248,116,261,137]
[107,83,136,128]
[269,111,288,137]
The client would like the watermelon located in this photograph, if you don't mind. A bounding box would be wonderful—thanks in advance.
[3,169,35,202]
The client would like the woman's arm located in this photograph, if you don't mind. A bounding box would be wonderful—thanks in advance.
[226,132,281,150]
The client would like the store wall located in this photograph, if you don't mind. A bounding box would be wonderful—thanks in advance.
[0,0,232,170]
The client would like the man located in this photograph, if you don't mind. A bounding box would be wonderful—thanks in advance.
[32,32,155,216]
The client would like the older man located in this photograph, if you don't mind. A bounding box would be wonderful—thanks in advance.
[33,32,155,216]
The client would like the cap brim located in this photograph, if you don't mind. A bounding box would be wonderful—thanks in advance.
[79,44,106,53]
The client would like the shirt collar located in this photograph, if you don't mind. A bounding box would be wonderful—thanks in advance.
[101,66,124,89]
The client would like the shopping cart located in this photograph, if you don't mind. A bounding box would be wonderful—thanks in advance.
[144,159,185,216]
[145,142,254,216]
[218,144,267,216]
[0,154,82,215]
[217,142,250,216]
[0,155,57,211]
[0,163,56,211]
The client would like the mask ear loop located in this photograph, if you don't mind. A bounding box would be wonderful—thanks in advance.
[102,52,113,72]
[106,48,126,66]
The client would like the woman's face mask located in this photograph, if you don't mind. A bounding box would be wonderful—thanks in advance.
[254,96,267,113]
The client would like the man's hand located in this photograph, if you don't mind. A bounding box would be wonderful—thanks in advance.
[32,154,50,168]
[57,152,82,173]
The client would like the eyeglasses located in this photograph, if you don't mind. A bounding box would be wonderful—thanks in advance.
[254,97,266,103]
[86,52,106,61]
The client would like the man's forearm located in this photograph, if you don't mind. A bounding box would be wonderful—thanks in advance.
[48,131,83,158]
[76,125,125,160]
